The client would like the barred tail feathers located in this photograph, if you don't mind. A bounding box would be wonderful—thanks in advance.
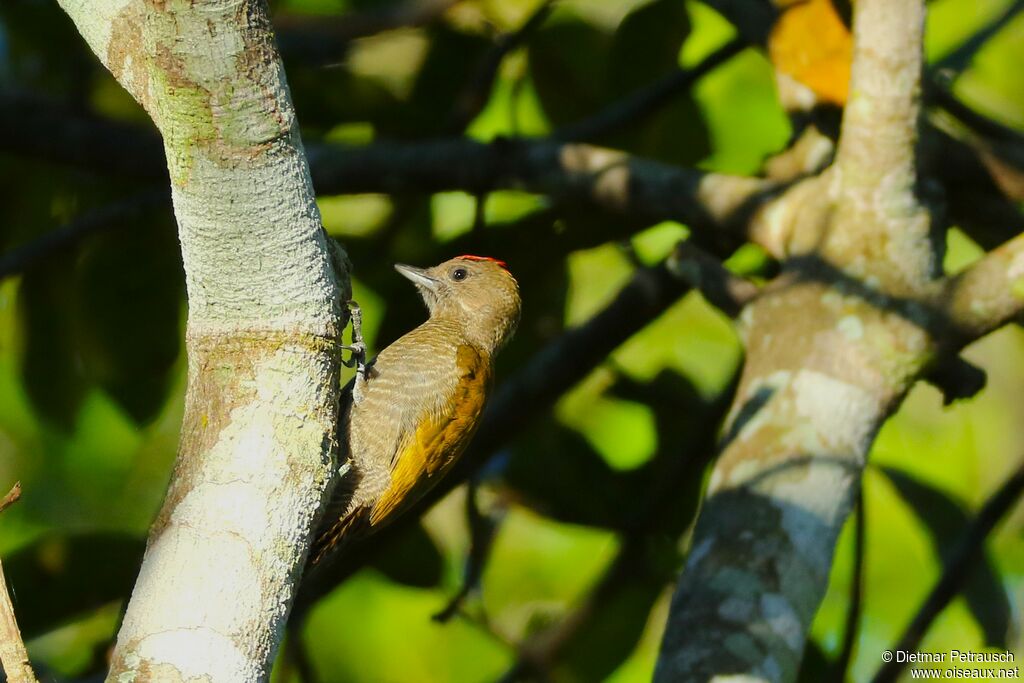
[309,505,371,565]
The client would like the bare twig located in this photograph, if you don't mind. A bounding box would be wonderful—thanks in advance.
[307,139,774,240]
[554,36,747,142]
[941,231,1024,341]
[0,484,20,516]
[921,124,1024,249]
[870,459,1024,683]
[0,482,38,683]
[0,189,169,281]
[501,545,645,682]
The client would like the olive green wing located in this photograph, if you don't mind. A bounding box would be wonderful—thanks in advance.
[368,344,491,527]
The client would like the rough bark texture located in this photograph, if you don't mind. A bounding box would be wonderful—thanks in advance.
[655,1,936,680]
[56,1,347,680]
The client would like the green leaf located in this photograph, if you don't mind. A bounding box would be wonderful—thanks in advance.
[879,466,1012,648]
[607,96,711,166]
[2,534,143,638]
[305,572,510,682]
[0,0,97,95]
[528,1,710,165]
[607,0,691,95]
[288,67,399,135]
[507,369,720,534]
[369,521,444,589]
[74,212,184,424]
[557,548,671,682]
[505,420,646,530]
[385,26,492,137]
[796,639,835,683]
[18,255,89,430]
[529,15,612,125]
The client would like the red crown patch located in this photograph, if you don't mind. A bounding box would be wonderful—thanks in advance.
[457,255,509,271]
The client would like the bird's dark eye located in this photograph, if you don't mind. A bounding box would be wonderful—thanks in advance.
[451,268,468,281]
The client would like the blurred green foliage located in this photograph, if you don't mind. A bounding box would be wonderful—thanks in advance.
[0,0,1023,681]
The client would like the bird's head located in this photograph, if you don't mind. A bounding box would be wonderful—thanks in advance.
[395,255,521,353]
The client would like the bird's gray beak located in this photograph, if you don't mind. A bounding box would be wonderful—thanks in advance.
[394,263,440,291]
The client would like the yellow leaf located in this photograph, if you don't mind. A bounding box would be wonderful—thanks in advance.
[768,0,853,106]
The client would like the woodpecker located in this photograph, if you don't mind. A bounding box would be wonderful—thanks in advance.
[311,255,521,564]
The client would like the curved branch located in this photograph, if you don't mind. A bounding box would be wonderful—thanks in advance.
[57,0,348,679]
[655,3,935,681]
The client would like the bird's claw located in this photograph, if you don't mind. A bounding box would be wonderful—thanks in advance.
[340,341,367,374]
[341,301,367,373]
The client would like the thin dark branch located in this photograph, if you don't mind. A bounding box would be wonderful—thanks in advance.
[0,189,170,281]
[870,458,1024,683]
[0,92,772,241]
[929,79,1024,147]
[699,0,777,46]
[274,0,460,67]
[445,0,557,134]
[927,81,1024,179]
[433,480,501,623]
[931,0,1024,75]
[554,37,747,142]
[502,546,644,682]
[498,539,653,682]
[833,483,865,681]
[0,91,167,181]
[924,9,1024,189]
[498,368,740,681]
[668,241,759,317]
[306,138,772,239]
[920,123,1024,248]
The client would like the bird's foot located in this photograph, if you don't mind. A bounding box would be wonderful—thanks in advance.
[340,300,367,376]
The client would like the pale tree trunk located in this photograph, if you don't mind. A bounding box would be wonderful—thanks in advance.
[656,0,1024,680]
[55,1,348,680]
